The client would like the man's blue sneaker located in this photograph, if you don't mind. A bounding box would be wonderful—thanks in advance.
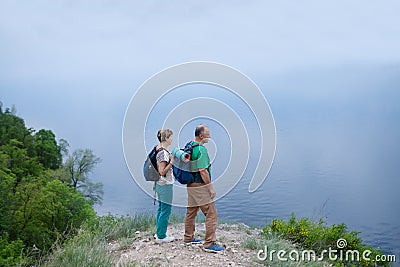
[184,238,202,245]
[204,243,225,253]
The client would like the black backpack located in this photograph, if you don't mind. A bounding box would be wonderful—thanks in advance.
[172,141,201,184]
[143,146,168,181]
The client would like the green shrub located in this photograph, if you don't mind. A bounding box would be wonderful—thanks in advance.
[0,234,26,266]
[263,213,389,266]
[241,234,326,266]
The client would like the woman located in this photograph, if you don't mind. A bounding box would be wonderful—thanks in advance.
[154,129,175,243]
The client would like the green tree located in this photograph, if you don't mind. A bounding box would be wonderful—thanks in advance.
[0,103,36,157]
[16,179,96,250]
[63,149,103,205]
[33,129,62,169]
[0,168,17,237]
[0,139,43,185]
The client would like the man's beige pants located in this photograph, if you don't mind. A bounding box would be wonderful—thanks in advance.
[184,183,218,248]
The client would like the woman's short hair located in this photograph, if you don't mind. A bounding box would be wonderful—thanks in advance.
[157,129,173,142]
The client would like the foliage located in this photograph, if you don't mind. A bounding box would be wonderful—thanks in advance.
[13,179,96,250]
[33,129,62,169]
[0,234,26,267]
[263,213,389,266]
[0,103,101,265]
[242,233,326,266]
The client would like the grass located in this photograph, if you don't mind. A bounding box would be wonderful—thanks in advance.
[42,212,157,267]
[42,212,206,266]
[241,234,327,267]
[43,232,113,267]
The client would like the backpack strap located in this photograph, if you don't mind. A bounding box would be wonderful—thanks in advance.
[153,181,157,205]
[189,142,201,158]
[189,142,204,183]
[190,141,200,147]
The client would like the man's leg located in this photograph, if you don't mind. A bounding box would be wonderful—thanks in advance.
[200,202,218,248]
[184,206,199,242]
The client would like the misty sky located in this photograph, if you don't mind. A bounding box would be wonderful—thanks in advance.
[1,1,400,214]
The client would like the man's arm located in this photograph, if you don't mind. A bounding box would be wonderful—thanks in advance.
[199,168,215,199]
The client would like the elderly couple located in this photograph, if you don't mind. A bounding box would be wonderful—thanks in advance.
[153,125,224,253]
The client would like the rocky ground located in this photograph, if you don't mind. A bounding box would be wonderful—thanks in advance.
[108,222,265,267]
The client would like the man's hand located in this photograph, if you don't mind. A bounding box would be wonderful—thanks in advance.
[209,186,216,199]
[199,168,215,198]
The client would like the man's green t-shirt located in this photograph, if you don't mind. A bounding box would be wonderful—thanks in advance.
[191,141,211,182]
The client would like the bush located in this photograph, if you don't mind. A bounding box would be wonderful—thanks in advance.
[263,213,389,266]
[0,234,25,266]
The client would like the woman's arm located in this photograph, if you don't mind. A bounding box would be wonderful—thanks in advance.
[157,153,174,176]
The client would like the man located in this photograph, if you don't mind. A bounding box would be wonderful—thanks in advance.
[183,125,225,252]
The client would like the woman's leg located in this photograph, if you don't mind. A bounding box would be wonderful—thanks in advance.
[156,199,162,230]
[155,184,173,239]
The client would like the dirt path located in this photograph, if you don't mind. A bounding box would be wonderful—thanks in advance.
[109,222,265,266]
